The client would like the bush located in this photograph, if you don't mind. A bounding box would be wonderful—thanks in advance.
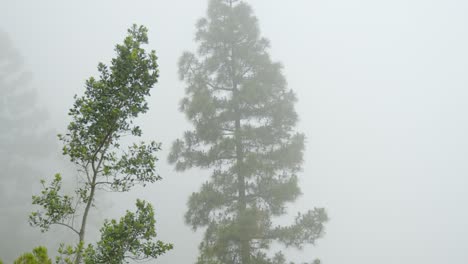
[13,246,52,264]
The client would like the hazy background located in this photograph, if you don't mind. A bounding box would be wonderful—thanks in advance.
[1,0,468,263]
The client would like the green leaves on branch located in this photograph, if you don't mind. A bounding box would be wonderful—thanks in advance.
[84,200,173,263]
[13,247,52,264]
[56,242,84,264]
[60,24,158,167]
[29,174,76,234]
[109,141,162,192]
[272,208,328,249]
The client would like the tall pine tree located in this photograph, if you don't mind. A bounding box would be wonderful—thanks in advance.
[169,1,327,263]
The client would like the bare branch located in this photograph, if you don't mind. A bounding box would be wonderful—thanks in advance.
[53,222,80,236]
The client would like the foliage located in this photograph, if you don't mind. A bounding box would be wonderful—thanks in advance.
[55,242,84,264]
[29,24,171,263]
[84,200,173,263]
[13,246,52,264]
[29,174,75,233]
[169,0,327,263]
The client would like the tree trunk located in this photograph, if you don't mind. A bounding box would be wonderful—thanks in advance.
[75,174,97,264]
[233,78,250,264]
[230,3,250,259]
[235,112,250,263]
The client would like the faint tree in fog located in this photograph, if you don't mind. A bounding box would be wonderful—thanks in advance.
[29,25,172,264]
[169,1,327,263]
[0,30,55,262]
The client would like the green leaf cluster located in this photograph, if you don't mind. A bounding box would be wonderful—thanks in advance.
[29,174,75,233]
[13,247,52,264]
[84,200,173,263]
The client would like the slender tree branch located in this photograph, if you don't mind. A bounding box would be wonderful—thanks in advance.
[206,81,233,91]
[54,222,80,236]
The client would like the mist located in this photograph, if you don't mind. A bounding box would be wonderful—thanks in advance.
[1,0,468,263]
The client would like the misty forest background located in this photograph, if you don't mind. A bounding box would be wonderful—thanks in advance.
[2,0,468,263]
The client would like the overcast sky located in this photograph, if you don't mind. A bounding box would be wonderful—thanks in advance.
[2,0,468,263]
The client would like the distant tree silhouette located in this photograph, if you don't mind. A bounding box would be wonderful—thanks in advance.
[169,1,327,263]
[0,30,54,262]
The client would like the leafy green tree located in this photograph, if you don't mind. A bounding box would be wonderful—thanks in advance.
[13,247,52,264]
[29,25,172,264]
[169,1,327,263]
[0,30,55,262]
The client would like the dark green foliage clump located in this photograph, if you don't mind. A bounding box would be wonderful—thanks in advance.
[169,0,327,263]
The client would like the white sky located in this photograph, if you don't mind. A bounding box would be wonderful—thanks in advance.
[1,0,468,263]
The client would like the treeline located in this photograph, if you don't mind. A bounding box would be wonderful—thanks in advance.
[1,1,327,263]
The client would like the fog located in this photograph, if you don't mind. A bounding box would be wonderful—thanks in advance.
[1,0,468,263]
